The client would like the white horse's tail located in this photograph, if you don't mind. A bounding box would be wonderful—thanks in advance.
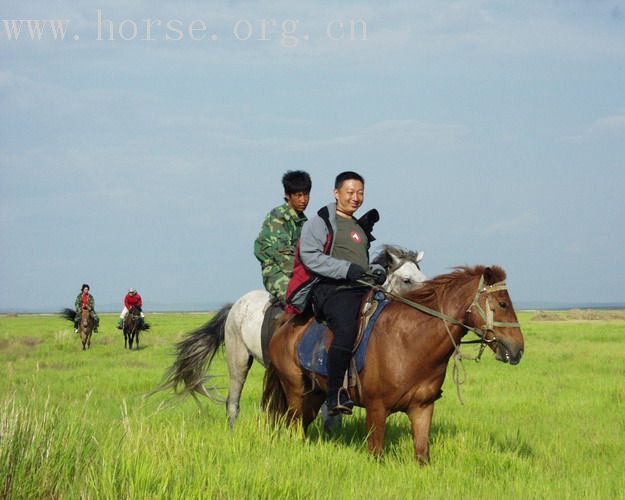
[154,304,232,402]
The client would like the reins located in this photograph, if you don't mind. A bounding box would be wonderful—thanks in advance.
[357,274,521,404]
[358,275,519,341]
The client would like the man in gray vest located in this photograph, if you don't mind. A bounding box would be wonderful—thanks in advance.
[292,171,385,416]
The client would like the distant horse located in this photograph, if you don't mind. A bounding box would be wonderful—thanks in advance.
[158,245,426,428]
[62,308,94,351]
[124,305,149,350]
[261,266,524,464]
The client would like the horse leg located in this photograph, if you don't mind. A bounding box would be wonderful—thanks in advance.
[284,388,304,426]
[135,331,139,350]
[302,390,326,433]
[321,403,342,434]
[225,348,253,428]
[224,319,255,428]
[365,403,388,457]
[407,403,434,465]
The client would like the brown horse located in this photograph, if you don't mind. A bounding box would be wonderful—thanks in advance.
[123,305,143,350]
[61,308,95,350]
[78,308,95,350]
[261,266,524,464]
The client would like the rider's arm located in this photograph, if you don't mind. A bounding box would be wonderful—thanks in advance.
[253,211,294,267]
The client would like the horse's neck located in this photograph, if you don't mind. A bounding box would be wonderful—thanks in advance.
[428,276,480,344]
[444,279,477,320]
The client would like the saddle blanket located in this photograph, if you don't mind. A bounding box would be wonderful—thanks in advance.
[297,296,390,377]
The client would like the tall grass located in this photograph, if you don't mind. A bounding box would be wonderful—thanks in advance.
[1,312,624,498]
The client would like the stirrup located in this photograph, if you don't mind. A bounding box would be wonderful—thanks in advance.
[328,389,354,416]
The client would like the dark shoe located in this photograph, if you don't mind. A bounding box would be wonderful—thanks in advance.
[327,389,354,416]
[117,318,123,330]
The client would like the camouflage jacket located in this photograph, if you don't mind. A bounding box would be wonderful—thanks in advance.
[75,293,95,312]
[253,203,307,302]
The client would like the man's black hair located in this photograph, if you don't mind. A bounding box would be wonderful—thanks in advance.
[81,283,90,291]
[334,171,365,189]
[282,170,312,195]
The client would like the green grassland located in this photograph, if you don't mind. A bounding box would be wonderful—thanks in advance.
[1,311,624,499]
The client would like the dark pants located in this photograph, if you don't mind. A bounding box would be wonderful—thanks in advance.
[312,283,367,398]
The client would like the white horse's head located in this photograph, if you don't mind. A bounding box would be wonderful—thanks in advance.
[373,245,426,296]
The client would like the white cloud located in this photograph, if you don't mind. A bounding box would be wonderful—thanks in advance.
[205,119,468,152]
[484,212,538,234]
[561,107,625,142]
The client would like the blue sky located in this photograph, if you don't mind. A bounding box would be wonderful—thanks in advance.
[1,1,624,311]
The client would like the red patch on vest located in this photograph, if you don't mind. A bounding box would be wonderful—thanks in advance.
[350,231,361,243]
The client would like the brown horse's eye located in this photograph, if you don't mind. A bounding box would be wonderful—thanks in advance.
[499,301,507,309]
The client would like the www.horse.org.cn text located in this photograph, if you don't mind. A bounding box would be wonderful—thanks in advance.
[1,11,369,48]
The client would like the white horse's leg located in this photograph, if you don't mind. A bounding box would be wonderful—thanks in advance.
[224,310,252,428]
[223,290,270,428]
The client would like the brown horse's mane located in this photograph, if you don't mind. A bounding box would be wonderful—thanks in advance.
[402,265,506,309]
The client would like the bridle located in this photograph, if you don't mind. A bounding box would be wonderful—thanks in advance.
[465,277,521,337]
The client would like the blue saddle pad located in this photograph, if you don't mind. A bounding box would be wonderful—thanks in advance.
[297,294,390,377]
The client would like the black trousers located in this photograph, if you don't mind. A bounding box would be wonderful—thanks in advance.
[312,283,367,398]
[311,283,368,352]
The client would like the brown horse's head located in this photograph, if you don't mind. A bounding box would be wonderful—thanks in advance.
[465,266,524,365]
[81,308,91,329]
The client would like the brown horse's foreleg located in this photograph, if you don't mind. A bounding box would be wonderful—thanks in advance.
[365,404,388,457]
[407,403,434,465]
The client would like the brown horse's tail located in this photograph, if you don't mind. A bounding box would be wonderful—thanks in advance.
[152,304,232,402]
[261,362,288,423]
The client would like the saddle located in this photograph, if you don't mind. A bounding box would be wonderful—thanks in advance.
[260,298,288,366]
[297,290,390,398]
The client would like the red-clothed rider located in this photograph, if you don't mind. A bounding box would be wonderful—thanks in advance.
[117,288,144,329]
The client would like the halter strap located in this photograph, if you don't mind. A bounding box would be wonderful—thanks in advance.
[468,277,522,331]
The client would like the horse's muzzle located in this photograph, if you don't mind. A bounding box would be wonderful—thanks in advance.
[494,340,523,365]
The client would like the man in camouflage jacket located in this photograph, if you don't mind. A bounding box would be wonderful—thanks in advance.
[254,171,311,305]
[74,283,100,333]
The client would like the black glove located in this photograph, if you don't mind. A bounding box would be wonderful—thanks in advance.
[346,263,366,281]
[357,209,380,234]
[370,266,387,286]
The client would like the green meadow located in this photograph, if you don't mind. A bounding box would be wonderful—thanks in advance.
[1,311,624,499]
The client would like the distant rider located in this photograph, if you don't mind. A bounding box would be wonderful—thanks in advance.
[117,288,144,329]
[74,283,99,333]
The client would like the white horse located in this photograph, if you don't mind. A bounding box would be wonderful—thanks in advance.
[160,245,426,428]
